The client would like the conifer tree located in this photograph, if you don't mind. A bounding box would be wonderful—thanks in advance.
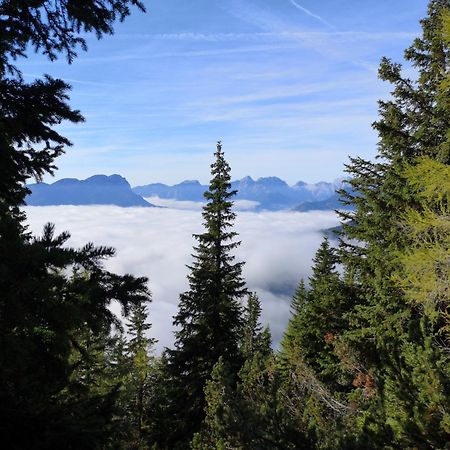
[241,292,271,359]
[125,300,155,447]
[393,157,450,326]
[336,0,450,446]
[165,142,247,448]
[234,294,299,448]
[193,294,308,450]
[144,354,174,449]
[280,239,349,386]
[279,280,308,370]
[0,0,145,210]
[278,241,357,448]
[0,2,149,447]
[64,323,129,448]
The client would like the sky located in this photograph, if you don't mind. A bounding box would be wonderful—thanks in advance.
[19,0,429,185]
[24,204,340,352]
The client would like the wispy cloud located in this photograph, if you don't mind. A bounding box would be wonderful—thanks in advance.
[288,0,334,28]
[186,76,373,109]
[118,31,415,43]
[22,0,423,186]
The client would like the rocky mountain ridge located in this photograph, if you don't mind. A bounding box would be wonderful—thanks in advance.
[27,175,350,211]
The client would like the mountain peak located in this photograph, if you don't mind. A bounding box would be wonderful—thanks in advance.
[256,176,288,186]
[238,176,255,186]
[85,174,130,187]
[178,180,201,186]
[26,174,151,207]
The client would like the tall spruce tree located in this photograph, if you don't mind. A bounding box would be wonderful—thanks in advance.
[165,142,247,449]
[280,239,349,385]
[125,299,155,447]
[337,0,450,446]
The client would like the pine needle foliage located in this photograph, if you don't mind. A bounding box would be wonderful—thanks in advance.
[336,1,450,446]
[0,2,150,447]
[165,142,247,448]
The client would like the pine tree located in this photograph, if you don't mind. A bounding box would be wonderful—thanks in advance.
[191,357,241,450]
[194,293,308,450]
[277,241,358,449]
[279,279,308,370]
[241,292,271,359]
[63,323,127,448]
[336,1,450,446]
[144,354,174,449]
[125,300,155,448]
[165,142,247,448]
[281,239,349,386]
[0,2,150,447]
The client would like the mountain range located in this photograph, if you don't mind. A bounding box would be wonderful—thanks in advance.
[26,175,154,207]
[134,176,348,211]
[26,175,351,211]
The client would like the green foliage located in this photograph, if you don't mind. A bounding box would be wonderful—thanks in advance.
[191,358,240,450]
[336,1,450,447]
[194,297,309,450]
[1,0,450,448]
[281,239,352,388]
[241,292,271,359]
[383,157,450,444]
[0,0,145,210]
[233,353,309,450]
[439,9,450,97]
[0,222,151,448]
[0,1,150,448]
[270,5,450,447]
[280,280,308,368]
[393,157,450,320]
[0,0,145,75]
[120,300,156,448]
[278,241,366,449]
[63,324,127,447]
[165,143,247,448]
[142,355,175,450]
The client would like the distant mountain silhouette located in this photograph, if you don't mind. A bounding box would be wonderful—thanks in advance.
[26,174,351,211]
[134,177,344,211]
[26,175,154,207]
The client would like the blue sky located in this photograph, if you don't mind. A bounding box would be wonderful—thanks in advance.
[20,0,428,185]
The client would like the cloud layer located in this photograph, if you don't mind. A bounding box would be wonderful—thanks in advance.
[24,204,340,352]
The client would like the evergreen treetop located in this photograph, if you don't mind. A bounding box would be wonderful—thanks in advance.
[241,292,272,360]
[280,280,308,365]
[165,142,247,448]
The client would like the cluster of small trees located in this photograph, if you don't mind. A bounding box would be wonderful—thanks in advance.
[1,0,449,449]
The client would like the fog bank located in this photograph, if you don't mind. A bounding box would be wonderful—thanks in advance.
[24,204,340,352]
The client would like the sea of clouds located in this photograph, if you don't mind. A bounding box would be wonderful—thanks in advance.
[24,202,340,353]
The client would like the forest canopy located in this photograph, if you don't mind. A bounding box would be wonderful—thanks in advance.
[0,0,449,449]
